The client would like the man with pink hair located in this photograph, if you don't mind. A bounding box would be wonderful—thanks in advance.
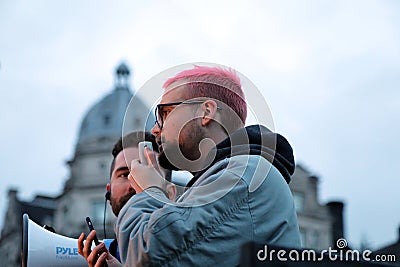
[109,65,301,266]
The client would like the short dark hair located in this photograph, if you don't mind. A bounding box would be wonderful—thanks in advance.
[109,131,158,177]
[112,131,158,158]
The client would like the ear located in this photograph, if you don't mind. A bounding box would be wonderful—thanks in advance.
[106,183,111,192]
[166,183,177,200]
[200,100,218,127]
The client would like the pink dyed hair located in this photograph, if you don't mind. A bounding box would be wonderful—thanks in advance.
[163,65,247,125]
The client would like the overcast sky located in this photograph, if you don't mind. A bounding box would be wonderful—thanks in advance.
[1,0,399,250]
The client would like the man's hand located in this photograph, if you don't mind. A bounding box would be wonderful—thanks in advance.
[78,230,121,267]
[129,147,165,194]
[97,252,122,267]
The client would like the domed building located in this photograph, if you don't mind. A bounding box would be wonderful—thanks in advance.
[0,63,155,266]
[55,62,154,238]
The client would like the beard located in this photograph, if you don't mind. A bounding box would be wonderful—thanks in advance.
[158,120,206,172]
[110,191,136,217]
[158,148,180,171]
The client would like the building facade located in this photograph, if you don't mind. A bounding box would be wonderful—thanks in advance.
[289,164,345,250]
[0,189,57,266]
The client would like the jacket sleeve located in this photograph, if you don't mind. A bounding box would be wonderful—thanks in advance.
[115,166,248,267]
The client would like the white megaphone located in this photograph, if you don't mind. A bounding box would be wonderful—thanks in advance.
[22,213,116,267]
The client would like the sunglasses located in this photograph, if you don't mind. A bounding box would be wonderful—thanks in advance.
[154,100,221,130]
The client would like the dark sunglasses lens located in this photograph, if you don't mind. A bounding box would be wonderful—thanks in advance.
[155,106,163,129]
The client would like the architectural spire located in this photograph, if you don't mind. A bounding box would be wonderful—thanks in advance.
[115,62,131,90]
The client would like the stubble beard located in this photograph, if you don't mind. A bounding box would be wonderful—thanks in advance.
[158,120,205,172]
[110,191,136,217]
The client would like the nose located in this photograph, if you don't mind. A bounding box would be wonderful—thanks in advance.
[151,121,160,136]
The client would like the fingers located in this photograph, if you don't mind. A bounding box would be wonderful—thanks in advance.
[105,253,123,267]
[78,231,111,267]
[96,251,123,267]
[129,150,165,194]
[77,231,98,267]
[130,158,141,170]
[94,252,107,267]
[128,161,140,189]
[82,230,97,258]
[131,149,159,171]
[77,233,86,257]
[88,243,108,267]
[144,147,157,167]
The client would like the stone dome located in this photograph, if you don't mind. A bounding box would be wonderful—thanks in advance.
[74,63,155,156]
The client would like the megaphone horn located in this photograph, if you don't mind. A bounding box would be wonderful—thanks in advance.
[22,213,115,267]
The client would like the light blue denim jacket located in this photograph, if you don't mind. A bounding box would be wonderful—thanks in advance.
[115,155,301,266]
